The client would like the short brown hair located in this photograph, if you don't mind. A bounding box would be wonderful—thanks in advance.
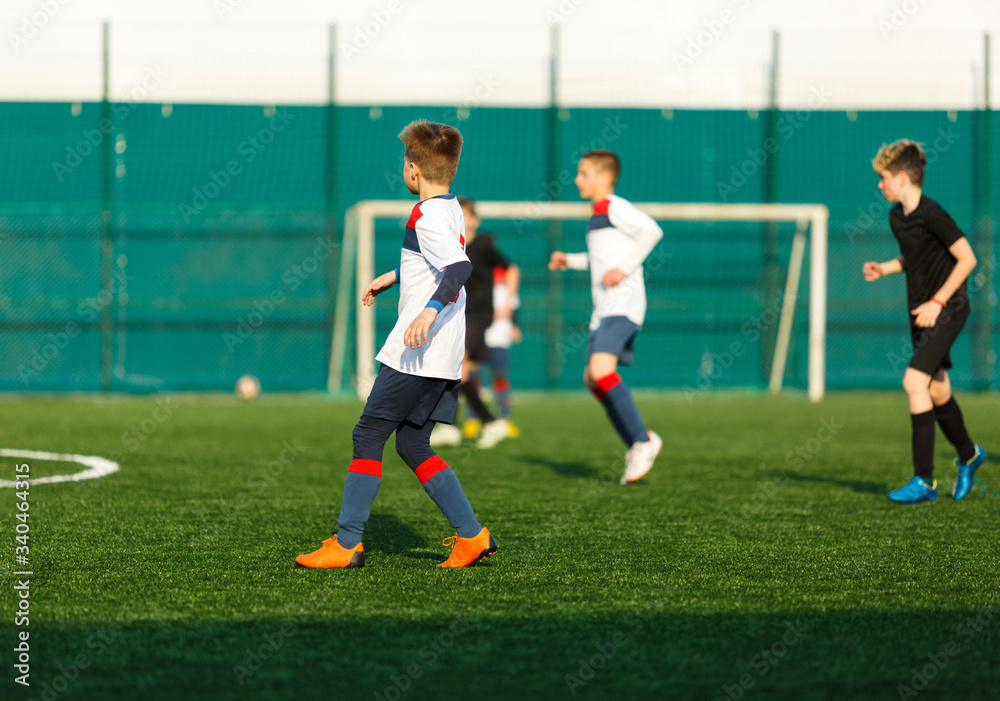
[872,139,926,186]
[580,149,621,184]
[398,120,463,185]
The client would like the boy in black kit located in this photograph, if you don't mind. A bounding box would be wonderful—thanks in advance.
[863,139,986,503]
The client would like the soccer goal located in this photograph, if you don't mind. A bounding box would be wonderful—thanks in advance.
[329,201,829,402]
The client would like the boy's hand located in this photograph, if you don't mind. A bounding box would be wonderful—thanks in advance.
[602,269,626,287]
[403,307,439,349]
[862,261,882,281]
[362,271,398,306]
[548,251,568,270]
[911,301,942,328]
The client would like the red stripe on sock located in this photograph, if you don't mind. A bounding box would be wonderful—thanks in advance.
[590,385,607,401]
[595,372,622,395]
[493,377,510,392]
[414,456,449,485]
[349,459,383,477]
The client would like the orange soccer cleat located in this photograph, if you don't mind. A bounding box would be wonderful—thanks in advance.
[438,527,498,568]
[295,536,365,569]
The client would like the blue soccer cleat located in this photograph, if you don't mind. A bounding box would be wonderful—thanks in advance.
[888,476,937,503]
[953,444,987,500]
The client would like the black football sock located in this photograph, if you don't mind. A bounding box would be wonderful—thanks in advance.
[465,367,483,421]
[460,381,495,423]
[933,396,976,463]
[911,410,936,482]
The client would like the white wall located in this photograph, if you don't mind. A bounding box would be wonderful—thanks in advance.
[2,0,999,109]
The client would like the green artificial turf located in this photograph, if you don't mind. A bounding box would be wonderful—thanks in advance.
[1,392,998,700]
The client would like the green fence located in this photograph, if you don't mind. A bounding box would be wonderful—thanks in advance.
[1,102,996,393]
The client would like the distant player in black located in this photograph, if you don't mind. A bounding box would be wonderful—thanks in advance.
[430,196,518,449]
[863,139,986,503]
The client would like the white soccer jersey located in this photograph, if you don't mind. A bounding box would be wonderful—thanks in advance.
[565,194,663,330]
[375,194,469,380]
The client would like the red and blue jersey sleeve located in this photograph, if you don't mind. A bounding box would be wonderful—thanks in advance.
[406,202,469,272]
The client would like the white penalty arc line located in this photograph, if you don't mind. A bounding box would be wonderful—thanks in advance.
[0,449,120,487]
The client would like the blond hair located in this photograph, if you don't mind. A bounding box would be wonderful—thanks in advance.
[872,139,926,186]
[398,120,463,185]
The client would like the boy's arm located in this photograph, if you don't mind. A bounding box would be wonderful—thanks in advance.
[608,200,664,278]
[932,239,977,304]
[924,205,975,304]
[362,269,399,306]
[911,238,976,328]
[404,260,473,348]
[549,251,589,270]
[862,257,903,281]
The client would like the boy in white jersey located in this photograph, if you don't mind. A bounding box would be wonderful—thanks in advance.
[296,121,496,569]
[549,150,664,484]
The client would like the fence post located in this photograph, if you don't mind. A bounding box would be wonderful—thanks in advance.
[325,23,341,388]
[974,32,996,390]
[760,29,782,385]
[546,24,564,388]
[100,21,114,391]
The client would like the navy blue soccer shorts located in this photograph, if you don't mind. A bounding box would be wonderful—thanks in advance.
[586,315,640,367]
[363,365,460,426]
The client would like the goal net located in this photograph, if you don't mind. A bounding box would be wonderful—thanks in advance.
[330,201,828,402]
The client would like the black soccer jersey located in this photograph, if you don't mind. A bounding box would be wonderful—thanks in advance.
[889,196,969,316]
[465,233,509,324]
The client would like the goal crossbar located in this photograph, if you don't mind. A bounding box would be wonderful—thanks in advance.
[330,201,829,402]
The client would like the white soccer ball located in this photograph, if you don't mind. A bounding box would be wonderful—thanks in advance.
[235,374,261,401]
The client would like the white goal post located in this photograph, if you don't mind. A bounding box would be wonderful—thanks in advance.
[330,201,829,402]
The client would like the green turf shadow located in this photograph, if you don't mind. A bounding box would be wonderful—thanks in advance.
[6,608,999,701]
